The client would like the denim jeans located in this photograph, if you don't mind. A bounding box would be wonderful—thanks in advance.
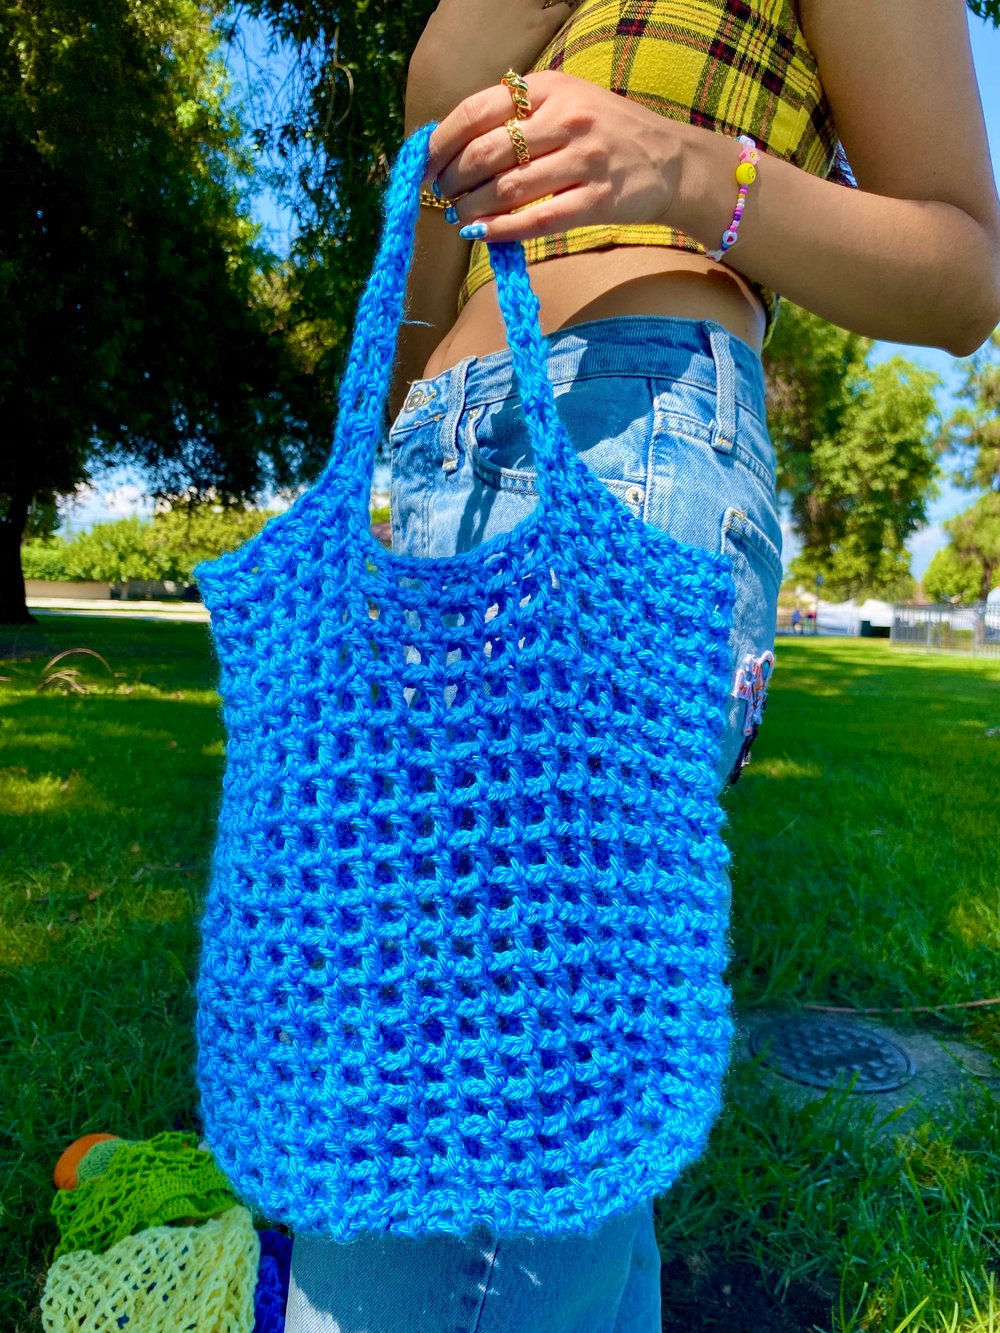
[284,314,782,1333]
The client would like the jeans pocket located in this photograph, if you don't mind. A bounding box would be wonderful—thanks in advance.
[720,506,782,786]
[465,378,653,519]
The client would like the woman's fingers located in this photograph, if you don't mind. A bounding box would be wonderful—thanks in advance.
[434,108,565,203]
[444,153,582,230]
[420,72,556,192]
[457,182,604,243]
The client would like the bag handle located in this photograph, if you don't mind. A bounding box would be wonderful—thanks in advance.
[327,122,576,555]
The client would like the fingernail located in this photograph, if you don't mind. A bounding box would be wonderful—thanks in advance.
[458,222,488,240]
[444,205,458,224]
[431,179,443,199]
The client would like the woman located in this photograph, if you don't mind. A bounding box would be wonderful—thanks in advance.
[285,2,1000,1328]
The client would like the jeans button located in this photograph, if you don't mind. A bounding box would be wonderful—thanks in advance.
[403,386,436,412]
[625,484,644,505]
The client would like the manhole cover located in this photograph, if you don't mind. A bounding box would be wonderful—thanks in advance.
[749,1016,915,1092]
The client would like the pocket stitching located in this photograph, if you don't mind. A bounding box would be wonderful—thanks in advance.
[466,406,646,511]
[721,507,783,588]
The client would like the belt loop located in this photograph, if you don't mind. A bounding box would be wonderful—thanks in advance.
[440,357,473,472]
[708,323,737,456]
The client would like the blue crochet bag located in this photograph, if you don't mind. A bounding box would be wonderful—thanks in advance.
[193,122,736,1243]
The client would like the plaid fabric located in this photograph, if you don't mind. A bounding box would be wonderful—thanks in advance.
[457,0,839,343]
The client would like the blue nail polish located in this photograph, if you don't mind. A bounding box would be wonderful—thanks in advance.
[431,179,443,199]
[444,205,458,224]
[458,222,488,240]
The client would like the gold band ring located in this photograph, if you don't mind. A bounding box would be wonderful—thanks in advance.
[505,118,531,167]
[500,69,532,119]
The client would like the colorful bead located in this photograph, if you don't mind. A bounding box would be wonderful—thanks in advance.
[709,135,757,262]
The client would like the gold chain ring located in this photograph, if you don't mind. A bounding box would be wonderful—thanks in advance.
[500,69,532,119]
[505,118,531,166]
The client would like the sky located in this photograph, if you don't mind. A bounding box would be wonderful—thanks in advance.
[59,12,1000,583]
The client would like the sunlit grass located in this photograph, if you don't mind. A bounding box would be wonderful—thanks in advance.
[1,620,998,1329]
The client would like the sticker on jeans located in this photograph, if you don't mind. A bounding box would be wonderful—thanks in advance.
[728,649,775,783]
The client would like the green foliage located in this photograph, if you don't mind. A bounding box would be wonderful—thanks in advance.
[20,538,71,581]
[764,304,940,601]
[941,330,1000,494]
[58,518,168,584]
[0,0,333,621]
[144,502,277,581]
[234,0,442,447]
[923,545,984,605]
[20,505,277,584]
[968,0,1000,24]
[923,493,1000,603]
[928,333,1000,604]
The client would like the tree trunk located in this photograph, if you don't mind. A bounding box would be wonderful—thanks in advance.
[0,490,37,624]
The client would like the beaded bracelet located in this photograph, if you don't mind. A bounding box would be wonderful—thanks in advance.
[706,134,759,262]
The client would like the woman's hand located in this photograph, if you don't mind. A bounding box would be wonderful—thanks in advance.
[420,71,689,241]
[405,1,574,129]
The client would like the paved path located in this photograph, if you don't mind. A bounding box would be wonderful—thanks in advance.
[28,596,209,623]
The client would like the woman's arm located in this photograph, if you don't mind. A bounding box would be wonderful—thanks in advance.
[389,1,575,420]
[677,0,1000,355]
[423,0,1000,356]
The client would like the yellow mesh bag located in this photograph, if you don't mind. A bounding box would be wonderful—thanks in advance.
[40,1205,259,1333]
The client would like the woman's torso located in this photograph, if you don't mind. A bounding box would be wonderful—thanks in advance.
[422,0,827,380]
[421,246,768,379]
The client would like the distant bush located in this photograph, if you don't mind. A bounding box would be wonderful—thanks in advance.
[144,506,278,582]
[61,516,165,582]
[21,538,72,581]
[20,505,284,584]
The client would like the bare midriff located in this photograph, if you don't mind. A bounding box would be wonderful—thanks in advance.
[420,245,767,380]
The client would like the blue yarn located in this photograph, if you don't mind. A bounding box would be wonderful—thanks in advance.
[192,122,737,1242]
[253,1229,292,1332]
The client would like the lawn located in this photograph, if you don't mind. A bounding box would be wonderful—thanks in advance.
[1,618,998,1331]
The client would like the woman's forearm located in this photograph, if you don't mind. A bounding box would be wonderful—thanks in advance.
[674,124,1000,357]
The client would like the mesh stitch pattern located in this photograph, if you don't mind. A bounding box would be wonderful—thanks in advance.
[40,1205,258,1333]
[50,1131,237,1260]
[193,123,737,1242]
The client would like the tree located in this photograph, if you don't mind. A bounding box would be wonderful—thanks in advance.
[940,330,1000,494]
[923,493,1000,603]
[968,0,1000,22]
[0,0,325,624]
[238,0,424,341]
[925,332,1000,603]
[763,303,940,601]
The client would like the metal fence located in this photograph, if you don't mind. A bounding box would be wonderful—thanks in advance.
[890,602,1000,658]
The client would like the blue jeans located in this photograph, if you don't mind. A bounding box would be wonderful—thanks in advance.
[285,314,781,1333]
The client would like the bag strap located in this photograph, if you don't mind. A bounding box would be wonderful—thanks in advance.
[327,122,576,556]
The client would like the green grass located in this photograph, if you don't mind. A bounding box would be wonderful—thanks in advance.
[1,623,998,1330]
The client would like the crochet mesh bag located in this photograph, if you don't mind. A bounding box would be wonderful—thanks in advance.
[193,122,736,1242]
[40,1205,259,1333]
[253,1229,292,1333]
[50,1131,237,1260]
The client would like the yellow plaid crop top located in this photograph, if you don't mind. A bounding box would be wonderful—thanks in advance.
[457,0,840,344]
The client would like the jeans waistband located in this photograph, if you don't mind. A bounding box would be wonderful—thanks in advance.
[395,316,768,427]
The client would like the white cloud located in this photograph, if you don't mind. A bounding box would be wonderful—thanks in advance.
[57,470,154,534]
